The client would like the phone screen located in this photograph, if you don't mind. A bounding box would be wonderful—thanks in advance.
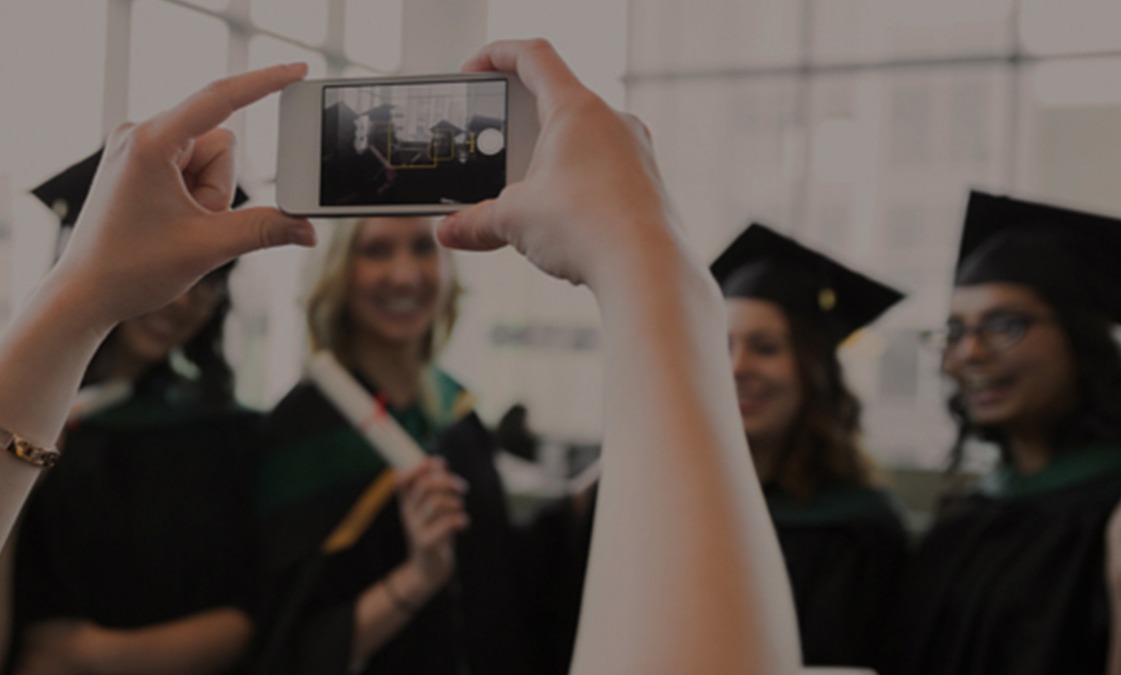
[319,78,508,207]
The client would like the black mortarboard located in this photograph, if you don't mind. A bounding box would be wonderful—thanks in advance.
[430,120,464,134]
[956,190,1121,323]
[32,148,249,228]
[361,103,396,120]
[711,223,904,346]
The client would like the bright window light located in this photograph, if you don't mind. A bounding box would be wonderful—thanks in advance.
[251,0,328,46]
[0,0,108,304]
[344,0,402,72]
[1,0,107,181]
[244,35,328,181]
[129,0,229,121]
[178,0,230,11]
[1030,58,1121,108]
[1020,0,1121,55]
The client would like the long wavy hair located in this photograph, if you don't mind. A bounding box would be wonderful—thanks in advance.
[82,263,236,410]
[305,218,461,367]
[945,288,1121,473]
[770,309,876,497]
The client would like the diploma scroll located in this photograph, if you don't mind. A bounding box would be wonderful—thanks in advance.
[306,351,427,470]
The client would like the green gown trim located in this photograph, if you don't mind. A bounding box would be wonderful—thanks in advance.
[765,483,902,526]
[255,366,469,517]
[83,376,238,430]
[980,444,1121,500]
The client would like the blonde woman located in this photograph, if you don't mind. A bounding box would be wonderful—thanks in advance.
[253,216,528,675]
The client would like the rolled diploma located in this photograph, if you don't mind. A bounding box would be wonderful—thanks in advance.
[306,351,427,471]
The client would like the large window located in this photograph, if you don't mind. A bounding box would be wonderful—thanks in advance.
[627,0,1121,468]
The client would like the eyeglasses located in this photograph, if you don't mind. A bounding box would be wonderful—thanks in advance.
[919,312,1055,355]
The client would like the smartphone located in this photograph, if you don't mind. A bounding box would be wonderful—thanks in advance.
[276,72,538,217]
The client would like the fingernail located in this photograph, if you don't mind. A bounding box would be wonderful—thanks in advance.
[435,217,459,247]
[288,222,316,247]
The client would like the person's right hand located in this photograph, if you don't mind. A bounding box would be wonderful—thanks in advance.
[397,458,471,591]
[436,39,687,290]
[49,64,316,333]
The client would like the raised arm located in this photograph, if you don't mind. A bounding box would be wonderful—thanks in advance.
[438,39,800,675]
[1106,500,1121,675]
[0,64,316,546]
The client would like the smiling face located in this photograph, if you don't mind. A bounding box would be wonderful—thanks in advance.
[345,217,448,350]
[727,297,804,449]
[943,282,1079,432]
[112,276,225,375]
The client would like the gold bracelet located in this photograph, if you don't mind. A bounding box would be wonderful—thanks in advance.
[383,575,416,615]
[0,426,60,468]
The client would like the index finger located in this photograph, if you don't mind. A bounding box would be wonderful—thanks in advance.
[461,39,584,118]
[148,63,308,149]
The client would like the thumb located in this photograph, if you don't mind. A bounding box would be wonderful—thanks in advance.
[208,206,316,258]
[436,199,508,251]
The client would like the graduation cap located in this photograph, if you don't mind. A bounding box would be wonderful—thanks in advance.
[956,190,1121,323]
[710,223,904,346]
[430,120,464,135]
[361,103,396,120]
[32,147,249,230]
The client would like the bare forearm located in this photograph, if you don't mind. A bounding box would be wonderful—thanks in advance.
[0,273,110,545]
[0,535,13,666]
[1109,588,1121,675]
[350,562,437,665]
[571,223,800,675]
[89,607,252,675]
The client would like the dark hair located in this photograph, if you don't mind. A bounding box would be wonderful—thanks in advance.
[83,266,236,411]
[772,309,876,497]
[946,290,1121,473]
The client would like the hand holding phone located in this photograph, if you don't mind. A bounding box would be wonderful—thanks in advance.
[436,40,675,289]
[277,73,538,217]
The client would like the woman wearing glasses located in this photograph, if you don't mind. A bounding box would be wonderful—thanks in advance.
[882,191,1121,675]
[3,157,259,675]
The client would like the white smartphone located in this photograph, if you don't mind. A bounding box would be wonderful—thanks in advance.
[276,72,538,217]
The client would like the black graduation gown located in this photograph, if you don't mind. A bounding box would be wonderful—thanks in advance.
[766,483,909,668]
[509,480,909,673]
[881,446,1121,675]
[4,380,259,675]
[253,378,529,675]
[511,487,597,675]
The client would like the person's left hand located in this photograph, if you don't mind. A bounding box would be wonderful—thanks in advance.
[50,64,317,333]
[13,619,109,675]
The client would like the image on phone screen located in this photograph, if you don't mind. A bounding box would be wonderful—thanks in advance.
[320,78,508,207]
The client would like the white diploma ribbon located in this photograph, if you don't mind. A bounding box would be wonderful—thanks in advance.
[306,351,427,471]
[67,380,132,426]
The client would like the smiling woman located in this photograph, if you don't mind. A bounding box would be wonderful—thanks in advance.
[882,191,1121,675]
[3,154,261,675]
[251,217,532,675]
[710,223,908,669]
